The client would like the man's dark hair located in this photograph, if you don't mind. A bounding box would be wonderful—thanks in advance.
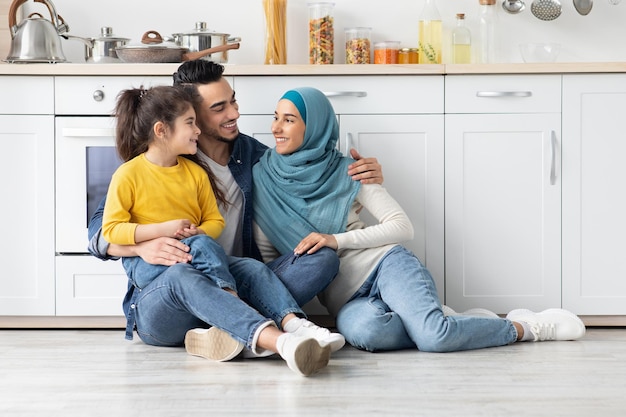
[173,59,225,86]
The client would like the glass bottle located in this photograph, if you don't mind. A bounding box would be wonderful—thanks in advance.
[478,0,497,63]
[451,13,471,64]
[308,2,335,64]
[418,0,442,64]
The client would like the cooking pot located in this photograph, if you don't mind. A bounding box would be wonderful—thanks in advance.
[62,26,130,63]
[171,22,241,63]
[5,0,69,63]
[115,30,240,64]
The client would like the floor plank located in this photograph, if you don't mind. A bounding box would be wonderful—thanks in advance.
[1,328,625,416]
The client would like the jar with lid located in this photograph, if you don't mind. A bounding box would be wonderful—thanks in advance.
[374,41,400,64]
[398,47,419,64]
[345,27,372,64]
[308,2,335,64]
[479,0,498,63]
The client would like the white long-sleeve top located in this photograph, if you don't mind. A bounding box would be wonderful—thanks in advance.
[254,183,414,317]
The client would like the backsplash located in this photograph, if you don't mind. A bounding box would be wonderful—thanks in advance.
[14,0,626,64]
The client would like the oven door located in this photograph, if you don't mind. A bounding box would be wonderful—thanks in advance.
[56,116,120,254]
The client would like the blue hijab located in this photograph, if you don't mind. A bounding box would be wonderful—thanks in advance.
[252,87,361,255]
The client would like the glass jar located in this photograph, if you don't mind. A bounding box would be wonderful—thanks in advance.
[374,41,400,64]
[345,27,372,64]
[308,2,335,64]
[263,0,287,64]
[398,47,419,64]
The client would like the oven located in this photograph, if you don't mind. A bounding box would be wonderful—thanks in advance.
[54,76,170,316]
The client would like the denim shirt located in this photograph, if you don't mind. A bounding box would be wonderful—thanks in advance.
[86,132,268,339]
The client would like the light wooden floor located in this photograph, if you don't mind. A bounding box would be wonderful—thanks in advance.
[1,328,625,416]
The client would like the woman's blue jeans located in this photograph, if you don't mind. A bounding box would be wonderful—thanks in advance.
[336,246,518,352]
[133,247,339,347]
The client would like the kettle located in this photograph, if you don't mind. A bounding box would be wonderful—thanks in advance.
[5,0,69,63]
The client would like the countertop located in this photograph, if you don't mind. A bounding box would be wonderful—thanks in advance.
[2,62,626,76]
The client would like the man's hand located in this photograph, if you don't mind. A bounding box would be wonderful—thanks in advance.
[133,237,192,266]
[348,148,384,185]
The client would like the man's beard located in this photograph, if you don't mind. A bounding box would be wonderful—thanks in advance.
[203,125,238,144]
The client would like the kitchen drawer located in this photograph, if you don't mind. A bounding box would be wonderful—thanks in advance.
[445,75,561,114]
[234,75,444,115]
[55,76,175,115]
[0,76,53,114]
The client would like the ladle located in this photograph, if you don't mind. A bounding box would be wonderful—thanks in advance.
[573,0,593,14]
[530,0,562,20]
[502,0,526,13]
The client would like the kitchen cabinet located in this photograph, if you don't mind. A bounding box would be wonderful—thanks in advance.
[235,75,445,297]
[444,75,562,314]
[562,74,626,316]
[0,76,55,315]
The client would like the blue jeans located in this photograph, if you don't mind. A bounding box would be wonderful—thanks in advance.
[123,235,236,290]
[336,246,518,352]
[133,247,339,347]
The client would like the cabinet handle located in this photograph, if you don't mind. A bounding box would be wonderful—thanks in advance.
[324,91,367,98]
[475,91,532,98]
[345,132,355,154]
[550,130,557,186]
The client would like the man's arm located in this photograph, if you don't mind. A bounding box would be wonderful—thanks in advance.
[347,148,384,185]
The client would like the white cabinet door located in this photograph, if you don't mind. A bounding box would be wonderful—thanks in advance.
[562,74,626,315]
[339,115,445,297]
[445,113,562,313]
[0,115,55,315]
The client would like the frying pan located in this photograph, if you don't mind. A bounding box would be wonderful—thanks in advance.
[115,30,240,63]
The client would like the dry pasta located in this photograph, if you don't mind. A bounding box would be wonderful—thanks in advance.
[263,0,287,64]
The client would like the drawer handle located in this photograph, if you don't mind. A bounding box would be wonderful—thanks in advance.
[61,128,115,137]
[475,91,532,98]
[323,91,367,98]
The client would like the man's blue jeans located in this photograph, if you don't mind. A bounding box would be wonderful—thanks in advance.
[133,247,339,347]
[336,246,518,352]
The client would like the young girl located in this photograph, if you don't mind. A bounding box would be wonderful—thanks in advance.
[103,85,231,291]
[252,87,586,353]
[102,85,341,376]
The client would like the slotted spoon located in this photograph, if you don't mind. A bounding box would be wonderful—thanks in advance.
[530,0,562,20]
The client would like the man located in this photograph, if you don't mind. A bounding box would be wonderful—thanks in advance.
[87,60,383,357]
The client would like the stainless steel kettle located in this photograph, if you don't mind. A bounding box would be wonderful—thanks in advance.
[5,0,69,63]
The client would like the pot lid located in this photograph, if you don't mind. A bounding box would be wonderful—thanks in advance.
[118,30,188,51]
[172,21,229,36]
[92,26,130,42]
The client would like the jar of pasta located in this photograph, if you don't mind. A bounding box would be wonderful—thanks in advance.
[308,2,335,64]
[345,27,372,64]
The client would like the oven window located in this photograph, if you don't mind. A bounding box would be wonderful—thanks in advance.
[86,147,121,227]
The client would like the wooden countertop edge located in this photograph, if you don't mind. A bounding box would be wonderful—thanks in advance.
[2,62,626,76]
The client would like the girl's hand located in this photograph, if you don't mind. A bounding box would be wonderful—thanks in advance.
[174,224,204,240]
[294,232,338,255]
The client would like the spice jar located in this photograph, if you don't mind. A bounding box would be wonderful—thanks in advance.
[345,27,371,64]
[308,2,335,64]
[374,41,400,64]
[398,47,419,64]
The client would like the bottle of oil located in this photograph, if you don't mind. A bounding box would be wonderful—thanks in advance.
[418,0,442,64]
[451,13,471,64]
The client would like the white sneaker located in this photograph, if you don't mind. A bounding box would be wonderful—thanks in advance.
[506,308,586,341]
[276,333,331,377]
[442,305,499,319]
[241,347,276,359]
[184,327,244,362]
[284,318,345,352]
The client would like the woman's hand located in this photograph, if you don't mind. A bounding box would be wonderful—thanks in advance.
[294,232,338,255]
[348,148,384,185]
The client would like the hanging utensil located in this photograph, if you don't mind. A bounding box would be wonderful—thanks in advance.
[502,0,526,13]
[530,0,562,20]
[573,0,593,14]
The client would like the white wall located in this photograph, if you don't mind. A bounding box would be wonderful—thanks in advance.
[23,0,626,64]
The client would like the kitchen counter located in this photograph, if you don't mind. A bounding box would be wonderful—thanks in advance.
[2,62,626,76]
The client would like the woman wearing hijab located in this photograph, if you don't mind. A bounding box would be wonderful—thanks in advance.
[252,87,586,353]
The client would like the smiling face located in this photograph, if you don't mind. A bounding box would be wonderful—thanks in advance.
[195,78,241,146]
[272,99,306,155]
[169,105,201,156]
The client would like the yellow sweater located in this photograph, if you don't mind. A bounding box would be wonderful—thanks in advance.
[103,154,224,245]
